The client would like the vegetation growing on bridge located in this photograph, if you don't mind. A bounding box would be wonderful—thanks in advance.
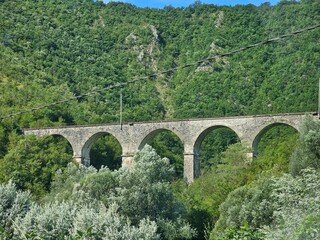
[0,0,320,239]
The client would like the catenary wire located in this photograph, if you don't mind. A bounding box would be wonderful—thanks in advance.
[0,23,319,120]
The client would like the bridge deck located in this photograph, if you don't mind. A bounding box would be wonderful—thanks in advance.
[23,112,311,131]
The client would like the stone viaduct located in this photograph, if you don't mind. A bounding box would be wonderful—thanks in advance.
[23,113,313,183]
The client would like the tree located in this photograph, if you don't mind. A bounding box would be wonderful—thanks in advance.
[47,145,196,239]
[210,168,320,240]
[290,115,320,175]
[0,181,31,239]
[0,135,73,197]
[14,202,159,240]
[174,144,251,240]
[260,169,320,239]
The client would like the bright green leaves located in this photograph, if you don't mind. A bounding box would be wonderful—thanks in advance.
[2,0,319,129]
[89,134,122,170]
[290,115,320,175]
[148,131,184,178]
[0,135,72,197]
[200,128,240,173]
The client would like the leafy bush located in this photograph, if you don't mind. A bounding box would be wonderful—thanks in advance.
[212,178,274,237]
[210,169,320,240]
[215,224,264,240]
[260,168,320,239]
[0,181,31,238]
[0,135,72,197]
[14,202,159,240]
[290,115,320,175]
[47,145,196,239]
[0,146,195,239]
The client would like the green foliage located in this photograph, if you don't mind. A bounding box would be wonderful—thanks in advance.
[252,124,298,175]
[45,163,98,203]
[47,145,196,239]
[148,131,184,178]
[174,144,251,240]
[290,115,320,175]
[14,202,159,240]
[215,224,265,240]
[0,181,31,238]
[210,168,320,240]
[200,128,240,173]
[0,0,319,130]
[0,124,8,159]
[111,146,179,223]
[212,178,274,236]
[0,146,196,239]
[0,0,320,239]
[90,134,122,170]
[260,169,320,239]
[0,135,73,197]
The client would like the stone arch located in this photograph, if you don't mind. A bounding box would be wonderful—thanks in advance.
[50,133,73,147]
[46,133,74,157]
[138,128,185,150]
[138,128,185,178]
[194,125,242,155]
[46,133,70,144]
[252,122,299,158]
[193,125,241,174]
[82,132,123,167]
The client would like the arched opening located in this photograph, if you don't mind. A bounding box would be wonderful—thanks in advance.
[252,123,299,170]
[83,132,122,170]
[139,129,184,178]
[50,134,73,159]
[41,134,74,193]
[194,126,240,173]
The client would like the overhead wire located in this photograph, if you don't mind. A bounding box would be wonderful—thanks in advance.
[0,23,319,120]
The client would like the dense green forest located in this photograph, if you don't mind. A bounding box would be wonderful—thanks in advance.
[0,0,320,239]
[1,0,319,126]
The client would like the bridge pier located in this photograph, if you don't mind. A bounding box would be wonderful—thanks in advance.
[73,155,82,165]
[184,153,200,184]
[72,155,91,166]
[246,152,254,159]
[122,153,135,168]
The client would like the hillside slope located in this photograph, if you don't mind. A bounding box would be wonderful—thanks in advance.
[1,0,319,128]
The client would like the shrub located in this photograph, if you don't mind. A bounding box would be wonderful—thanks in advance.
[0,181,31,238]
[290,115,320,175]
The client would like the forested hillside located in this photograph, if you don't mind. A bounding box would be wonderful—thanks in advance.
[0,0,320,239]
[1,0,319,127]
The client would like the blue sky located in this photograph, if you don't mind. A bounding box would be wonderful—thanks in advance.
[103,0,281,8]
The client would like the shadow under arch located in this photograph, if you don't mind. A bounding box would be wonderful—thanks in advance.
[138,128,184,178]
[252,122,299,158]
[194,125,241,173]
[82,132,122,170]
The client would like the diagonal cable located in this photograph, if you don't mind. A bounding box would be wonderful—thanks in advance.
[0,23,319,120]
